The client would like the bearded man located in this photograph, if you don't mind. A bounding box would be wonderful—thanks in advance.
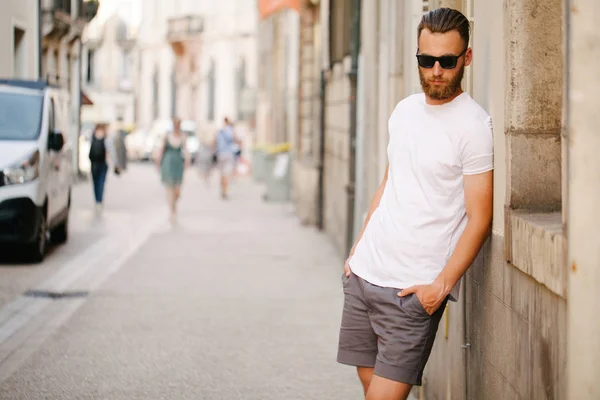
[337,8,494,400]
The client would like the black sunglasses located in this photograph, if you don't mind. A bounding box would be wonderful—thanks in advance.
[416,48,468,69]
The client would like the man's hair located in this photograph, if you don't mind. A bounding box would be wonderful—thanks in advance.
[418,8,470,48]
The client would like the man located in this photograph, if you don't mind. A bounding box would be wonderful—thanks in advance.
[337,8,493,400]
[213,117,241,199]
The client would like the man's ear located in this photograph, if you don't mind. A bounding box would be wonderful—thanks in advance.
[464,48,473,67]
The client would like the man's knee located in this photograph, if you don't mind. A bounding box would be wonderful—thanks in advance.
[365,374,413,400]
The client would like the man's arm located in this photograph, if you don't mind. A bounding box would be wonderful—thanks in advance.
[154,137,166,169]
[344,164,389,276]
[399,170,493,313]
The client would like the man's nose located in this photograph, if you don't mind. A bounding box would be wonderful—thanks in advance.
[433,62,443,76]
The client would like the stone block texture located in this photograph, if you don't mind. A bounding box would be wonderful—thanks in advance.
[423,233,566,400]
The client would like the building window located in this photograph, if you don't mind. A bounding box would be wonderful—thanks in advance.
[122,50,132,80]
[54,0,72,15]
[53,49,60,84]
[116,105,125,122]
[42,48,48,80]
[236,58,247,121]
[49,98,56,132]
[13,27,26,78]
[329,0,352,64]
[171,68,177,118]
[207,59,216,122]
[152,68,159,120]
[86,49,95,84]
[67,52,72,91]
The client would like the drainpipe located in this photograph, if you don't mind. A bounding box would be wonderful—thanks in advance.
[317,68,326,231]
[346,0,361,255]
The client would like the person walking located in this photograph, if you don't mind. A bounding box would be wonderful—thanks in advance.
[113,117,128,173]
[88,123,119,213]
[337,8,494,400]
[213,117,240,200]
[156,118,190,224]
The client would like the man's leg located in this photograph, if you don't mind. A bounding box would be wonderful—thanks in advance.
[91,164,100,203]
[366,375,412,400]
[361,286,449,400]
[357,367,374,396]
[337,274,378,396]
[96,164,108,204]
[220,174,229,199]
[220,156,233,199]
[165,187,176,222]
[173,185,181,215]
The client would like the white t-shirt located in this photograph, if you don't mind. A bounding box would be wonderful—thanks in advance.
[349,92,494,301]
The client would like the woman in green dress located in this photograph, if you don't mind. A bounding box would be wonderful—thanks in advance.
[155,118,190,223]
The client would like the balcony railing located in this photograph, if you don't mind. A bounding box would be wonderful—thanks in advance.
[167,15,204,40]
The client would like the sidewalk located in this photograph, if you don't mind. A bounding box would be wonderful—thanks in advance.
[0,166,363,399]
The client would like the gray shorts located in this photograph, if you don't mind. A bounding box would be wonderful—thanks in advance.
[217,153,235,177]
[337,272,448,386]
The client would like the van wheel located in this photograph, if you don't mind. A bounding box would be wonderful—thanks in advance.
[52,214,69,244]
[28,213,47,263]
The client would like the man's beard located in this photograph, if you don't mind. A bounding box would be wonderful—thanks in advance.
[419,65,465,100]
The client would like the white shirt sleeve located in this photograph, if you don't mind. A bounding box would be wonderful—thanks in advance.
[460,116,494,175]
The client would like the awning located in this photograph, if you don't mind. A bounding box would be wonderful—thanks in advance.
[258,0,302,19]
[81,91,93,105]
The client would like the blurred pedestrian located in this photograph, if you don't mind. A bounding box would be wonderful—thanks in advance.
[88,123,119,213]
[156,118,190,224]
[113,117,128,173]
[196,139,215,187]
[213,117,241,200]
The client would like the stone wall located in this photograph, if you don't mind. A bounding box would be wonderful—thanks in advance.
[293,6,321,227]
[424,233,567,400]
[323,61,351,255]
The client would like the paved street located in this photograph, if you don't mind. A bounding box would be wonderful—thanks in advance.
[0,164,361,399]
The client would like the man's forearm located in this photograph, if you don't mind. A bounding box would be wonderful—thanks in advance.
[435,218,491,295]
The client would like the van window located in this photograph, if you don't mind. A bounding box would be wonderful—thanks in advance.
[0,92,44,140]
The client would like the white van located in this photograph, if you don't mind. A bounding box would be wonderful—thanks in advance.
[0,80,72,262]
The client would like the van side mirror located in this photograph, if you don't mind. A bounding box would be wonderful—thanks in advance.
[48,131,64,151]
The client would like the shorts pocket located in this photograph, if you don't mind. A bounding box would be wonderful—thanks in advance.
[410,294,432,317]
[341,272,351,286]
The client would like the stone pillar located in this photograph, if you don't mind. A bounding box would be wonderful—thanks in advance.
[504,0,563,213]
[567,0,600,397]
